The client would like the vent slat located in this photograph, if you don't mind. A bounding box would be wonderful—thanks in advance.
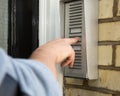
[75,52,82,54]
[70,16,82,19]
[70,31,82,34]
[69,18,82,23]
[75,57,82,59]
[70,24,82,27]
[74,65,82,67]
[70,13,82,17]
[70,67,82,69]
[74,61,82,63]
[70,5,82,9]
[70,7,82,12]
[72,46,81,51]
[72,65,82,69]
[70,23,82,26]
[69,33,82,37]
[75,56,82,59]
[70,2,82,6]
[70,15,82,19]
[72,43,82,46]
[74,64,82,66]
[75,54,82,56]
[75,64,82,67]
[70,11,82,15]
[70,15,82,18]
[69,25,82,28]
[69,35,82,38]
[69,1,82,5]
[70,9,82,13]
[75,50,82,53]
[75,58,82,60]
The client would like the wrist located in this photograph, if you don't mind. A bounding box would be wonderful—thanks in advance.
[30,49,57,78]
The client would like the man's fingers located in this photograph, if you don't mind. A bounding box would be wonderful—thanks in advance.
[65,37,80,45]
[61,59,72,68]
[69,51,75,68]
[61,50,75,68]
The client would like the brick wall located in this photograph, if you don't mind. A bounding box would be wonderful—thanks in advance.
[0,0,8,52]
[64,0,120,96]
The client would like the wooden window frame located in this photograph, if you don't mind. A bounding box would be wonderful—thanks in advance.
[8,0,39,58]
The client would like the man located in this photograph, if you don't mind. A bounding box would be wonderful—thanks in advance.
[0,37,79,96]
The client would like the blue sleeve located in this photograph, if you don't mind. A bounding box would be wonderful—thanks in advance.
[0,49,62,96]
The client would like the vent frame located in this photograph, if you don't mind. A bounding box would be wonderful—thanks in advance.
[60,0,98,80]
[64,0,87,78]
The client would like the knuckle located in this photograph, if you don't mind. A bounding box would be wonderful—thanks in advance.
[63,38,70,44]
[63,39,68,43]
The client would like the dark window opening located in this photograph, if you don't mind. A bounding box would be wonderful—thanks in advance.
[8,0,39,58]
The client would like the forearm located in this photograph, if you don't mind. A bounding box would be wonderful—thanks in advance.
[30,48,57,78]
[0,49,61,96]
[8,58,62,96]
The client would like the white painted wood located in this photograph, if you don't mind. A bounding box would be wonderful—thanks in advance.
[39,0,63,92]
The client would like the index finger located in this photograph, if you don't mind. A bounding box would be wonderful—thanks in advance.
[65,37,80,45]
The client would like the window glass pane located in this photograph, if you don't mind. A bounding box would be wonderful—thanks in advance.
[0,0,8,52]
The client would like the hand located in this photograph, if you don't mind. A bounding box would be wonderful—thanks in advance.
[30,37,80,78]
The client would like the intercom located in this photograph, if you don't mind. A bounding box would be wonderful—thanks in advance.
[60,0,98,79]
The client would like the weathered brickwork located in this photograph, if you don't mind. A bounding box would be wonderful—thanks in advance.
[89,70,120,91]
[65,78,83,85]
[65,0,120,96]
[117,0,120,16]
[65,88,112,96]
[116,45,120,67]
[99,0,114,19]
[98,46,112,65]
[99,22,120,41]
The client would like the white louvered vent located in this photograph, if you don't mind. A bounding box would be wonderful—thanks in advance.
[69,0,83,70]
[61,0,98,79]
[64,0,87,78]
